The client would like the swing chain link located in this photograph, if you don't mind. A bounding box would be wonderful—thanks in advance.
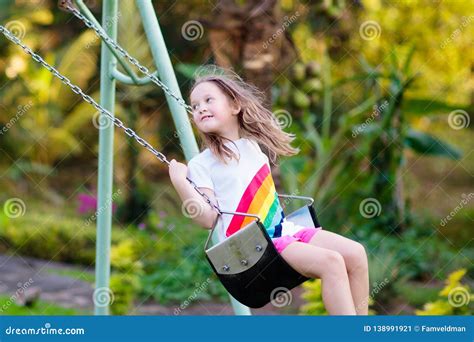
[62,2,224,214]
[63,3,194,115]
[62,2,225,214]
[0,24,222,215]
[187,179,222,213]
[1,24,169,165]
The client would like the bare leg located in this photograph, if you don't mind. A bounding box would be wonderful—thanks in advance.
[280,242,356,315]
[308,229,369,315]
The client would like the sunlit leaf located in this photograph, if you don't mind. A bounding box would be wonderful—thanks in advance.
[404,129,462,160]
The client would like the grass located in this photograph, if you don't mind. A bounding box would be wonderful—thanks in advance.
[0,295,90,315]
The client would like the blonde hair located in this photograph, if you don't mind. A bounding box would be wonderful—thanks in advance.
[189,67,300,165]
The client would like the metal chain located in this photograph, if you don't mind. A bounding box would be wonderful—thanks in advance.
[0,25,222,215]
[63,3,194,115]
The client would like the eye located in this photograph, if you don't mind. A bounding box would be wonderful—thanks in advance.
[192,104,198,110]
[206,97,213,103]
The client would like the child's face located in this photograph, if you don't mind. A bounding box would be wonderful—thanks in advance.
[190,81,239,136]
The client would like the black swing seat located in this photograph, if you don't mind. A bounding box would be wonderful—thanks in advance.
[204,194,320,308]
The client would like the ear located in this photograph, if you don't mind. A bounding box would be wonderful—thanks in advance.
[231,101,241,116]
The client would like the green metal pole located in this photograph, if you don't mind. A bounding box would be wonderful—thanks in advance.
[135,0,251,316]
[95,0,117,315]
[135,0,198,161]
[75,0,141,84]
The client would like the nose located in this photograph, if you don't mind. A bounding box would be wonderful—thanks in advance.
[198,105,208,116]
[198,104,208,113]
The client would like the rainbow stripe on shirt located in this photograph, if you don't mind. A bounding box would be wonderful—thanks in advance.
[225,163,285,238]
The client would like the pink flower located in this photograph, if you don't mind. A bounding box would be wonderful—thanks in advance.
[77,193,97,215]
[77,192,118,215]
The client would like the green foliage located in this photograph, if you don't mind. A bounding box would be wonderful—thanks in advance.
[140,258,227,305]
[111,239,143,272]
[109,239,143,315]
[0,211,229,309]
[275,60,323,117]
[176,63,204,79]
[405,129,462,160]
[366,245,400,303]
[0,211,9,229]
[109,273,141,316]
[115,179,153,224]
[393,281,441,308]
[0,214,111,265]
[276,48,462,237]
[416,269,474,315]
[138,216,229,304]
[402,99,469,118]
[361,218,472,282]
[299,280,327,315]
[353,0,473,105]
[0,30,100,167]
[1,0,471,315]
[0,295,86,316]
[299,279,377,315]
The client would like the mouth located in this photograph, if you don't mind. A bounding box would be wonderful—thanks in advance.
[201,114,214,122]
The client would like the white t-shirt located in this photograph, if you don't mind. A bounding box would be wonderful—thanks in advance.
[187,137,304,242]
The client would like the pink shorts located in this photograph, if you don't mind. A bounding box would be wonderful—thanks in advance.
[272,227,323,254]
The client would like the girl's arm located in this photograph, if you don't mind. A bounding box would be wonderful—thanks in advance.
[168,159,218,229]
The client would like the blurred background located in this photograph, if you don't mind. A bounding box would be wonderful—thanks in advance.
[0,0,472,315]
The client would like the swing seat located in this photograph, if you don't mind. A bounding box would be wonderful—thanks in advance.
[204,194,320,308]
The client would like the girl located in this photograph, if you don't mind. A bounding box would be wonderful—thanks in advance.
[168,68,369,315]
